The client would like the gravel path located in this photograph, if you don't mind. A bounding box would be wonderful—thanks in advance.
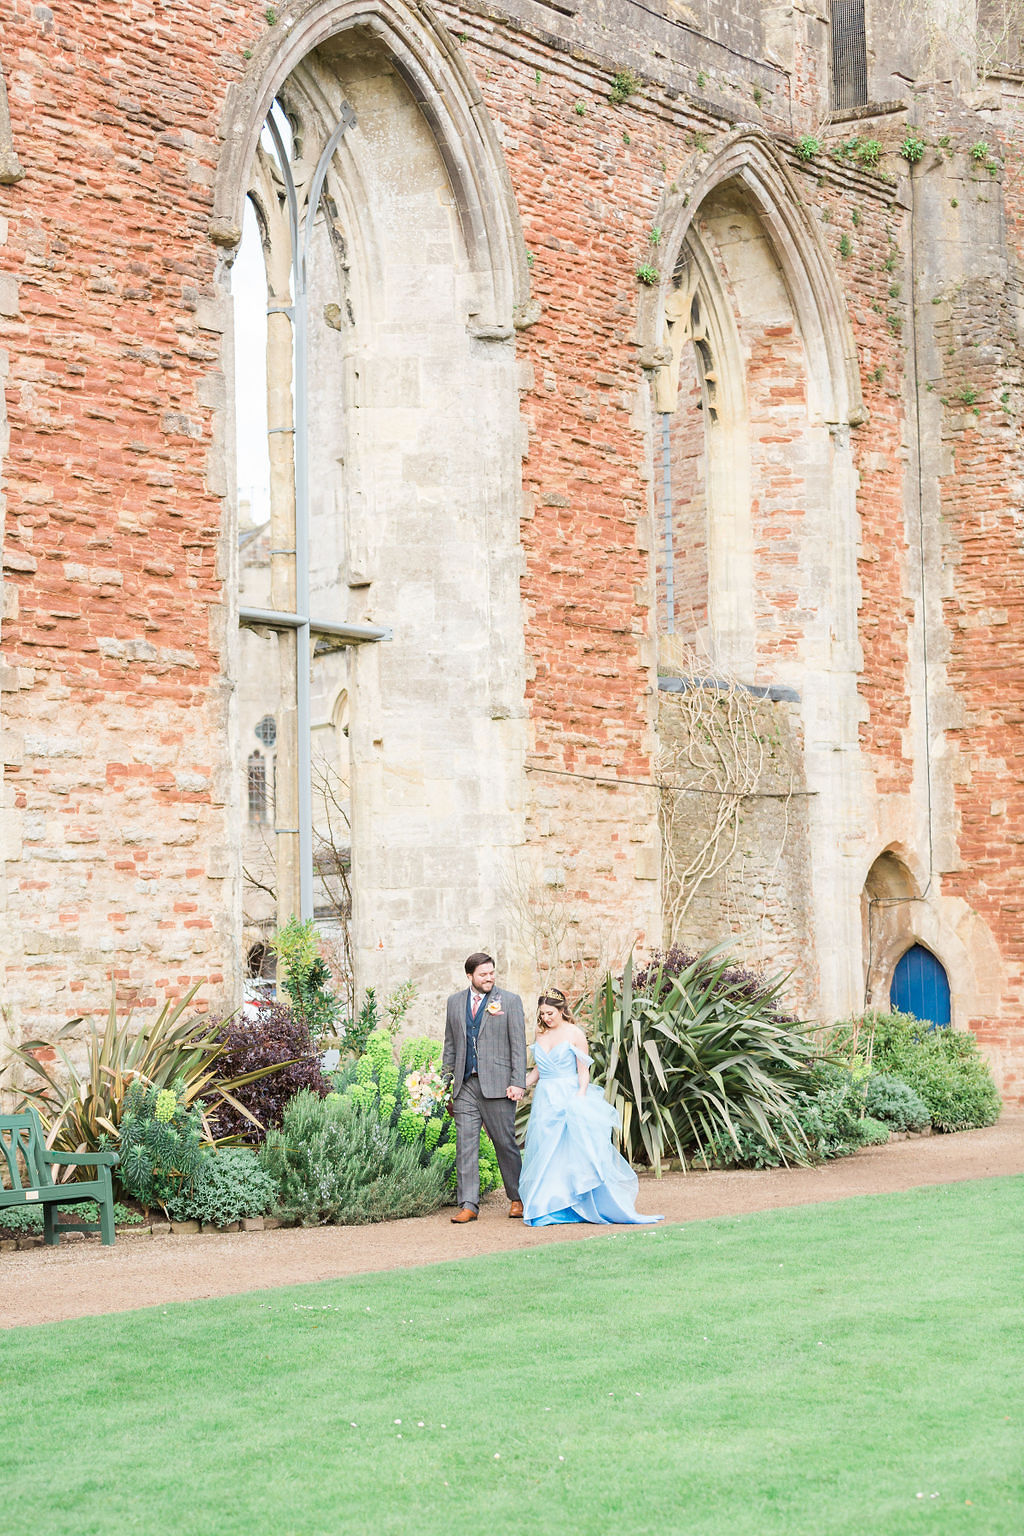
[3,1115,1022,1330]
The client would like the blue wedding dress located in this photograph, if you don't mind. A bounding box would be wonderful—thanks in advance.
[519,1040,664,1227]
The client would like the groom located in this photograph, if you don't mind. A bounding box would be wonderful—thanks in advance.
[442,951,527,1224]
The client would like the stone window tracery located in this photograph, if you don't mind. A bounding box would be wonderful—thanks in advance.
[232,85,387,946]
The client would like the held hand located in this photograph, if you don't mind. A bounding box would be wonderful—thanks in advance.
[506,1085,525,1101]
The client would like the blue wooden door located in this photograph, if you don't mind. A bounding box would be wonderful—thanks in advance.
[890,944,951,1027]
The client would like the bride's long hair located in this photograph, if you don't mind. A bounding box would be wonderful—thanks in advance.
[536,990,574,1033]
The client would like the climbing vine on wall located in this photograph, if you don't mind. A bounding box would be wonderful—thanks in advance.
[656,651,798,950]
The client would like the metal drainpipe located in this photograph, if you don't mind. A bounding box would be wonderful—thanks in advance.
[661,413,675,633]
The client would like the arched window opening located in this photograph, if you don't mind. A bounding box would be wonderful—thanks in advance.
[890,944,952,1028]
[830,0,869,112]
[247,749,268,824]
[650,139,862,993]
[246,942,276,982]
[220,11,528,1015]
[232,75,388,961]
[655,175,839,682]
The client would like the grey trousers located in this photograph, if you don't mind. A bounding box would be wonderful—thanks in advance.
[453,1075,522,1211]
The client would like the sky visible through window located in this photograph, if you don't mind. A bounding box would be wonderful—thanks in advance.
[231,195,272,529]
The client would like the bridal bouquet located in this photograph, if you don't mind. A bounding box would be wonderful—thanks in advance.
[403,1066,448,1119]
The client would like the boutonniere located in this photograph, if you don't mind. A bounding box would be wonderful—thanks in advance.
[486,1000,502,1014]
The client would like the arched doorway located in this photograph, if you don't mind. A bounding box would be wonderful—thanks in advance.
[890,944,951,1028]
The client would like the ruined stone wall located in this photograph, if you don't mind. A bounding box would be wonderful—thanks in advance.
[1,1,1023,1093]
[0,1,239,1047]
[923,87,1024,1097]
[658,686,817,1007]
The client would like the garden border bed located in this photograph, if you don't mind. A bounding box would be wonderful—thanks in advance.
[3,1115,1021,1330]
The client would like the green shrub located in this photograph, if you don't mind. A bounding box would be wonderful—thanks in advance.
[696,1062,876,1169]
[331,1030,501,1200]
[165,1147,276,1226]
[0,1200,141,1237]
[864,1073,930,1131]
[794,134,821,162]
[589,951,820,1171]
[259,1090,448,1227]
[859,1115,892,1146]
[114,1080,204,1213]
[271,917,341,1044]
[863,1011,1000,1132]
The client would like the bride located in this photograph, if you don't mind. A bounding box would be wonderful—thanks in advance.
[518,989,664,1228]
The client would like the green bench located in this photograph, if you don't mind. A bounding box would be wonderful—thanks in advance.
[1,1108,119,1246]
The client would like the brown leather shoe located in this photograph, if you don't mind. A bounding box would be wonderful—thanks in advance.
[508,1200,524,1219]
[450,1207,478,1224]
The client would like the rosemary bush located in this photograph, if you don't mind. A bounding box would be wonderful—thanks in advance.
[259,1090,447,1226]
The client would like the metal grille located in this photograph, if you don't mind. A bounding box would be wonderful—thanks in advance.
[830,0,868,111]
[247,749,268,824]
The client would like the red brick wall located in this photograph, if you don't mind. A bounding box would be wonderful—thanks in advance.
[0,2,254,1022]
[937,133,1024,1096]
[661,350,707,647]
[1,2,1021,1093]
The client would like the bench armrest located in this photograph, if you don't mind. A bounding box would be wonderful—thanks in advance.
[46,1150,120,1168]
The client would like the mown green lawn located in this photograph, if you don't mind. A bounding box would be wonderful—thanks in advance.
[2,1177,1021,1536]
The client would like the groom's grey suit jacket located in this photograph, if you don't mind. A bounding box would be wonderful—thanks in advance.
[442,987,527,1099]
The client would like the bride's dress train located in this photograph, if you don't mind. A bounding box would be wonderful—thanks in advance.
[519,1041,664,1227]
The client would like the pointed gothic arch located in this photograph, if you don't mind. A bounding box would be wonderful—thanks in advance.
[214,0,529,1009]
[210,0,530,334]
[646,128,868,1017]
[642,128,864,430]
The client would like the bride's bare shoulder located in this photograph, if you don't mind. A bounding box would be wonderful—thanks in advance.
[568,1022,588,1046]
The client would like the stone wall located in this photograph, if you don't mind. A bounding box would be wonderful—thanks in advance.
[658,686,816,1007]
[1,1,236,1048]
[1,2,1023,1094]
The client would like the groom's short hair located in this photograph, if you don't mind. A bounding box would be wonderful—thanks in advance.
[465,951,494,975]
